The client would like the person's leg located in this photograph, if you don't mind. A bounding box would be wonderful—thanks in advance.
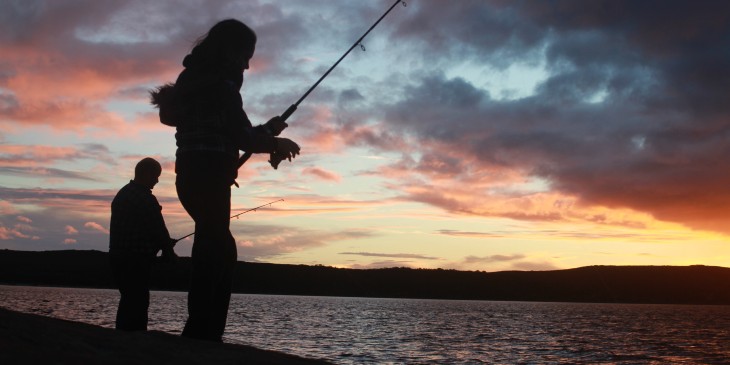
[184,186,235,341]
[177,153,236,341]
[111,253,152,331]
[177,173,212,339]
[111,253,133,330]
[208,229,237,340]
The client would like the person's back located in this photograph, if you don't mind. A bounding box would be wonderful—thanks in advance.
[110,181,167,256]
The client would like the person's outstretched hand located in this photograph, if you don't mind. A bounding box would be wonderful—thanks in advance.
[269,138,300,169]
[264,116,288,136]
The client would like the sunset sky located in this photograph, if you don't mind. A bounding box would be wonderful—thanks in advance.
[1,0,729,272]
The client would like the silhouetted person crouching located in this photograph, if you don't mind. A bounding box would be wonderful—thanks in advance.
[109,157,177,331]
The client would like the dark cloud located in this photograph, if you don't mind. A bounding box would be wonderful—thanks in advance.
[372,1,730,234]
[0,93,20,115]
[0,186,113,204]
[338,88,364,104]
[0,167,98,181]
[395,0,544,67]
[0,143,117,180]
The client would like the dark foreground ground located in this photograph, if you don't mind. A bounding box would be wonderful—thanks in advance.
[0,307,331,365]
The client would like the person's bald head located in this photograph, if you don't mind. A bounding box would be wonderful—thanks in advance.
[134,158,162,190]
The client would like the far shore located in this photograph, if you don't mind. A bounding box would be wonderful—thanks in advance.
[3,250,730,305]
[0,307,331,365]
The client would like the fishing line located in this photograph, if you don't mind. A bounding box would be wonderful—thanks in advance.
[174,199,284,242]
[238,0,407,169]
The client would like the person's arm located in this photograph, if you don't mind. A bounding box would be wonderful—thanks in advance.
[146,195,174,256]
[220,81,300,161]
[221,80,278,153]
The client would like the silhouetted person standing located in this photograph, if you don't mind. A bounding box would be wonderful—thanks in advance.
[109,157,177,331]
[151,19,300,341]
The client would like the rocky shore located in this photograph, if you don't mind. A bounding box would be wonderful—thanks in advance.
[0,307,331,365]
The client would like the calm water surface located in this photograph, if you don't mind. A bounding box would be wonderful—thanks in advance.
[1,285,729,364]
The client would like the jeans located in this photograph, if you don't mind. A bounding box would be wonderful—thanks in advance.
[176,151,238,341]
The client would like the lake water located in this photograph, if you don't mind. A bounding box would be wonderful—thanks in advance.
[1,285,729,364]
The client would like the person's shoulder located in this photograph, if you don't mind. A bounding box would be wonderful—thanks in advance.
[111,181,135,206]
[116,181,151,199]
[114,181,134,195]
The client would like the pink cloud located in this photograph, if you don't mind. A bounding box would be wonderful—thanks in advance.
[0,144,115,171]
[0,23,181,134]
[16,216,32,223]
[0,223,36,240]
[0,201,19,215]
[302,166,341,182]
[12,231,29,239]
[0,187,189,234]
[0,227,11,240]
[84,221,109,234]
[0,187,116,214]
[65,225,78,235]
[63,238,77,245]
[234,225,374,262]
[0,145,81,167]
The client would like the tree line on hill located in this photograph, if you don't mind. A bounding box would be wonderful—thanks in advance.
[1,249,729,305]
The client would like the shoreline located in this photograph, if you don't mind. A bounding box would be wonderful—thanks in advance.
[0,307,331,365]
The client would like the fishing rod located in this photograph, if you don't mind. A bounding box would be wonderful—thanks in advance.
[239,0,407,169]
[174,199,284,242]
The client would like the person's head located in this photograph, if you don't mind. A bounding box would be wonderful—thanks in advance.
[192,19,257,73]
[133,158,162,190]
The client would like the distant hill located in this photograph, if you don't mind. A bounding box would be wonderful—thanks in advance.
[1,249,729,305]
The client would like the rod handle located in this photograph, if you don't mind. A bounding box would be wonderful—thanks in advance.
[281,104,297,122]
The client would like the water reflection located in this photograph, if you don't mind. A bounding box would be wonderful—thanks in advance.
[2,286,729,364]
